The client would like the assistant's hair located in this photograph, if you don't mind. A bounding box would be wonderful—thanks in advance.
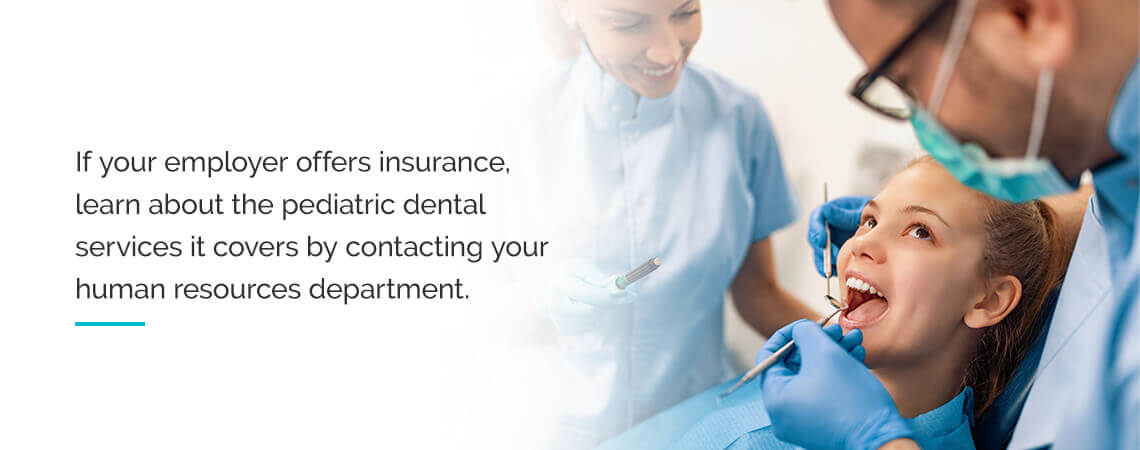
[908,156,1069,417]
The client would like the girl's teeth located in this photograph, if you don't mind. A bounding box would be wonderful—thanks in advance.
[845,277,881,296]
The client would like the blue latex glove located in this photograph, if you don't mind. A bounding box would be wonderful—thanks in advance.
[759,320,912,450]
[768,322,866,369]
[808,196,870,277]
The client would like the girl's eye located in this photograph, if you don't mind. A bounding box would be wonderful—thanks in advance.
[908,225,933,241]
[862,216,877,229]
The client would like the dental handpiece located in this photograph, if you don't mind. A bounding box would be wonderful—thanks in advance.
[717,307,843,401]
[614,257,662,290]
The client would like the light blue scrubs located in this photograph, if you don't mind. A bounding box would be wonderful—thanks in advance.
[1007,197,1113,448]
[511,49,798,447]
[599,374,975,450]
[1011,59,1140,449]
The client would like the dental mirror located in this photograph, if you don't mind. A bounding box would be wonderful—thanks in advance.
[823,183,848,314]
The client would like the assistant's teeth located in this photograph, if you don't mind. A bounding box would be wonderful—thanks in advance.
[640,63,676,77]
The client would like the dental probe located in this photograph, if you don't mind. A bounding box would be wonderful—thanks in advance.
[717,308,843,400]
[824,183,833,297]
[823,183,848,311]
[614,257,662,290]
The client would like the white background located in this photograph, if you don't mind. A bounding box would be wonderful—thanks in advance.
[0,1,917,448]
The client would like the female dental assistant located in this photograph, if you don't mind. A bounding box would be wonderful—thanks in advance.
[511,0,814,446]
[757,0,1140,449]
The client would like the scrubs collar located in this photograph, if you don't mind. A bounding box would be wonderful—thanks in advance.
[1091,58,1140,228]
[907,387,974,436]
[907,388,975,450]
[572,46,676,128]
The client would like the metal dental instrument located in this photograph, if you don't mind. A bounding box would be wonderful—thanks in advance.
[615,257,662,290]
[717,309,842,400]
[718,184,848,401]
[823,183,847,311]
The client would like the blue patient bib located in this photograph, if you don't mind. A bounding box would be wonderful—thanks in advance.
[600,373,976,450]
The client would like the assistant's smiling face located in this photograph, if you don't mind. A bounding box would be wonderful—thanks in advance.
[562,0,702,98]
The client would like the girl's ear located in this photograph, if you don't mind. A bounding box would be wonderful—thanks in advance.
[965,275,1022,328]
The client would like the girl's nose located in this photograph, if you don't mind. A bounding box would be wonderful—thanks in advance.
[849,231,887,264]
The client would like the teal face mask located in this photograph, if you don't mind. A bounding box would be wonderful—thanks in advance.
[910,107,1076,203]
[909,0,1076,203]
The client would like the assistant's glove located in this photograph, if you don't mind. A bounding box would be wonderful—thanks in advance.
[540,261,638,335]
[557,264,637,306]
[808,196,870,277]
[760,321,912,450]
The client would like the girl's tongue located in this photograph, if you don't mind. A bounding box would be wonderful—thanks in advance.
[846,297,888,321]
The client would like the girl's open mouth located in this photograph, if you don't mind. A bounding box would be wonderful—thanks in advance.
[839,272,889,330]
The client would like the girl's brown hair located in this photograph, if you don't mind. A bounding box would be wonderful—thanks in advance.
[909,156,1070,417]
[968,195,1068,417]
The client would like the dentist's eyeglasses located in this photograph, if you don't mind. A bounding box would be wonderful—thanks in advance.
[848,0,956,121]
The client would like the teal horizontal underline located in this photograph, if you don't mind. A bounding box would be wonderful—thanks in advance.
[74,322,146,327]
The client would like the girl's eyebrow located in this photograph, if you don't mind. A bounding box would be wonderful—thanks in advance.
[865,200,949,227]
[900,205,949,227]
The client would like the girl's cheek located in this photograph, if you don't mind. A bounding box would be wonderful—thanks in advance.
[837,244,852,269]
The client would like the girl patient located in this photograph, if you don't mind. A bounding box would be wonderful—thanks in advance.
[600,156,1069,449]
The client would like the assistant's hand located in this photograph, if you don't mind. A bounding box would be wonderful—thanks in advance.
[539,262,638,335]
[809,195,870,276]
[558,264,637,306]
[760,321,912,450]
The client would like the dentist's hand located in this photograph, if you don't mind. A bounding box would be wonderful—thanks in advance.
[757,320,865,370]
[809,196,870,277]
[760,321,912,450]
